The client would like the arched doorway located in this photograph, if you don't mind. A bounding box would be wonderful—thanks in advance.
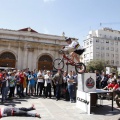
[38,55,53,70]
[0,52,16,68]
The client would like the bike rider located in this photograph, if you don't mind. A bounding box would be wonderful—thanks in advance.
[62,38,85,63]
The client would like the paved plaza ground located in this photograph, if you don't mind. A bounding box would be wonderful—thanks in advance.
[0,96,120,120]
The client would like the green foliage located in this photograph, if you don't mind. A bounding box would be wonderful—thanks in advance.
[86,60,105,73]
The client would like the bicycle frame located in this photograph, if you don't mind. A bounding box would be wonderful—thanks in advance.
[62,54,76,66]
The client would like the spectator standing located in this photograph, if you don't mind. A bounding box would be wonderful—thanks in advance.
[9,72,16,98]
[62,71,69,101]
[15,70,21,98]
[33,69,38,95]
[1,72,9,102]
[67,71,75,103]
[95,70,101,89]
[37,70,44,97]
[19,71,26,97]
[28,71,35,96]
[53,70,63,101]
[44,71,52,98]
[72,71,77,102]
[100,72,108,88]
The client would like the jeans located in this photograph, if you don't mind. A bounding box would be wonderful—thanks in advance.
[2,87,8,102]
[68,84,73,101]
[56,84,62,99]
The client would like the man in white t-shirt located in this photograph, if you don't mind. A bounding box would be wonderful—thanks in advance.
[62,38,85,63]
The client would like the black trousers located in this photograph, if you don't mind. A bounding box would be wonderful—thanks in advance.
[44,83,51,98]
[56,84,62,99]
[37,82,44,96]
[9,86,15,98]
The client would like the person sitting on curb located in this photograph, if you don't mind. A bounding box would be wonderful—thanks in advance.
[0,104,41,118]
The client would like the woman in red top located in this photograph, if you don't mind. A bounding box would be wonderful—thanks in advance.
[114,80,120,107]
[103,79,117,90]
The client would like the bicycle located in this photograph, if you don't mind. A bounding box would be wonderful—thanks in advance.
[53,50,86,74]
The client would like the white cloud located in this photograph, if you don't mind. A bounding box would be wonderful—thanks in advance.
[43,0,55,3]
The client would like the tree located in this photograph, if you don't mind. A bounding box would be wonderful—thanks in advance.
[86,60,105,73]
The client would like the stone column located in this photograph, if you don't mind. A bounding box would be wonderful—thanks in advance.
[17,43,22,70]
[27,48,34,71]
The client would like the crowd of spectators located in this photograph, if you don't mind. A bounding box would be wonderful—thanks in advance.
[0,68,77,103]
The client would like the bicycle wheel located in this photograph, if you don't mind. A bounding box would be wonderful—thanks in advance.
[53,58,64,70]
[116,99,120,108]
[75,63,86,74]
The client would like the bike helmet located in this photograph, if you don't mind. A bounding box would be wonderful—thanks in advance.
[65,37,71,41]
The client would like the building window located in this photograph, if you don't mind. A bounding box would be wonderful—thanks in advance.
[111,41,114,45]
[106,60,109,64]
[86,42,89,45]
[96,52,100,57]
[115,54,119,59]
[111,47,114,51]
[96,39,99,42]
[115,48,118,52]
[115,42,118,45]
[101,47,104,50]
[84,54,86,58]
[101,53,104,57]
[90,41,92,44]
[106,53,109,57]
[101,39,104,43]
[114,37,117,40]
[104,35,106,38]
[106,47,109,50]
[106,40,109,43]
[110,36,112,39]
[111,54,114,57]
[96,46,99,49]
[111,60,114,64]
[116,61,119,64]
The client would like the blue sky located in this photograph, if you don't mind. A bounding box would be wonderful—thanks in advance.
[0,0,120,43]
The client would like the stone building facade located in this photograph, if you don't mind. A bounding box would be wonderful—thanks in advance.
[0,27,77,71]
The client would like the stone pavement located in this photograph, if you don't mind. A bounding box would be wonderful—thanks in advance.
[0,96,120,120]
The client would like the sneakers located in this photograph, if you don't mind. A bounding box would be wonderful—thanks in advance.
[35,113,41,118]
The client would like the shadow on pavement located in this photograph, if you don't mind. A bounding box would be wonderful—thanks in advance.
[91,105,120,115]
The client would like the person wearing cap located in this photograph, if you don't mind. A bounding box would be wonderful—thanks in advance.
[62,38,85,63]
